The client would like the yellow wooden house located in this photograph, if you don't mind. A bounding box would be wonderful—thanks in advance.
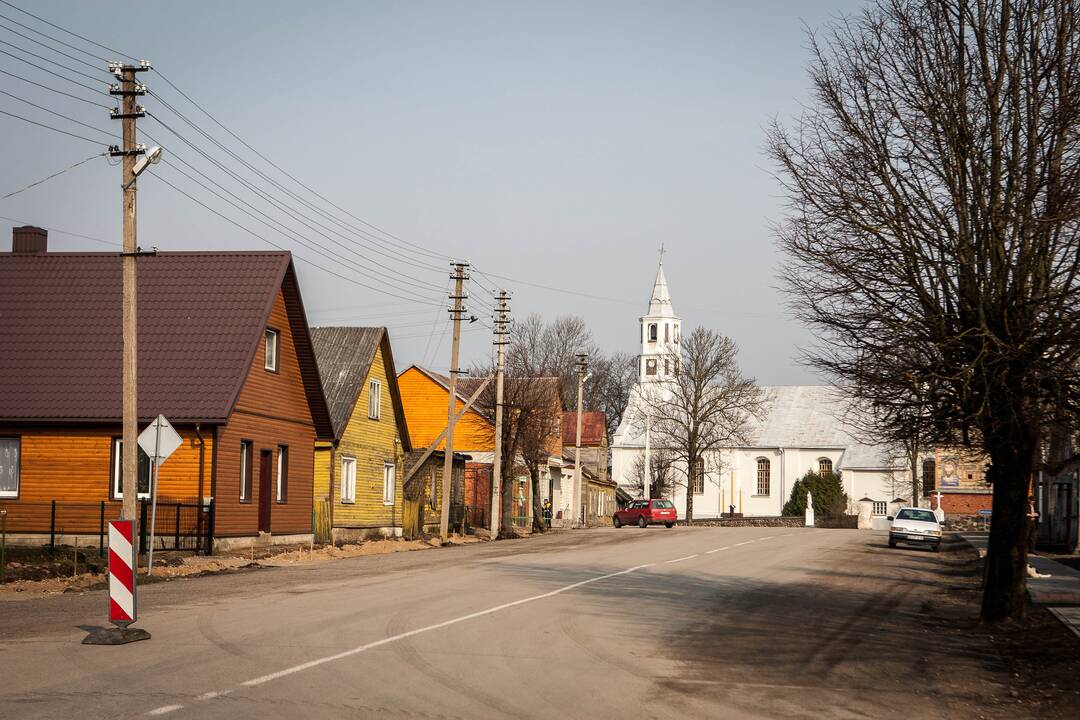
[311,327,411,542]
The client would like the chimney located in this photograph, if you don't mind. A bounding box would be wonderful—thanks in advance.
[11,226,47,253]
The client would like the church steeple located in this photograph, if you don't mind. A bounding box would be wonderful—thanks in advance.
[638,254,680,382]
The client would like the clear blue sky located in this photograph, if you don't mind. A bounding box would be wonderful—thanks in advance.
[0,0,868,383]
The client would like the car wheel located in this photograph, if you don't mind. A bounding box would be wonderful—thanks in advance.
[888,538,896,548]
[613,516,622,528]
[638,516,648,528]
[665,522,674,528]
[931,542,941,553]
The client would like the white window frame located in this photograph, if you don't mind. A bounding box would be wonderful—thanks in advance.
[818,457,833,476]
[340,456,356,503]
[276,445,288,503]
[383,462,396,505]
[872,500,887,516]
[239,440,252,502]
[112,438,151,499]
[756,457,771,496]
[0,437,20,498]
[368,379,381,420]
[648,323,658,342]
[692,458,705,495]
[264,329,279,372]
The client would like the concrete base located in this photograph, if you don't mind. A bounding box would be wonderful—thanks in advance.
[211,532,314,554]
[331,526,403,544]
[82,627,151,645]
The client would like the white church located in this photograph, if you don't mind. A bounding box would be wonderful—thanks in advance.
[610,262,905,520]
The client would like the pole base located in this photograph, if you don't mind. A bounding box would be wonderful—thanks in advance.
[82,627,151,645]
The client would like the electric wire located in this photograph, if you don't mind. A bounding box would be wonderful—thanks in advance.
[0,214,117,247]
[0,16,107,70]
[1,151,104,199]
[0,47,113,97]
[0,66,110,107]
[0,0,135,63]
[0,87,118,140]
[0,36,111,85]
[0,106,111,145]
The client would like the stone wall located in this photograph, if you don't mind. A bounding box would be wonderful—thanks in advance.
[815,515,859,529]
[690,516,807,528]
[940,514,990,532]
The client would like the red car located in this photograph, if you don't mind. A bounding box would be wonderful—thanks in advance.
[613,499,677,528]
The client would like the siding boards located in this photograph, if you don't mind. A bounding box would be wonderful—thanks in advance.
[397,368,493,452]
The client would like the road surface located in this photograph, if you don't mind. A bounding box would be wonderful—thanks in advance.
[0,527,1026,719]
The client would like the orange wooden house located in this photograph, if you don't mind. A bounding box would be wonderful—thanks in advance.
[0,227,333,551]
[397,365,495,525]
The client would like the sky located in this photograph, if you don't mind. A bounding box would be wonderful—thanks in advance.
[0,0,869,384]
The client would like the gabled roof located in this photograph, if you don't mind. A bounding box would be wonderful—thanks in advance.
[311,326,411,447]
[562,411,607,446]
[0,250,332,436]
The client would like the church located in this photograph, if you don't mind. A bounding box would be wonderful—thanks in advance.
[610,261,905,520]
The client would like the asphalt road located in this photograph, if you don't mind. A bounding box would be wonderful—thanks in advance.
[0,527,1022,719]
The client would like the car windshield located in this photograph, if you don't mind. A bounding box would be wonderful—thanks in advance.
[651,500,674,508]
[896,509,936,523]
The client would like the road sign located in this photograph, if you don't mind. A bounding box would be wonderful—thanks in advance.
[138,415,182,464]
[107,520,136,626]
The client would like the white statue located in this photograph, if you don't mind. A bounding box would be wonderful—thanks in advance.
[933,491,945,523]
[805,490,815,527]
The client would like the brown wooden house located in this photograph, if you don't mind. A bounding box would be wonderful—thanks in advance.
[0,227,333,551]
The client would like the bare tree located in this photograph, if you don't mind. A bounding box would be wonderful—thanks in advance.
[769,0,1080,620]
[627,447,676,500]
[584,351,639,439]
[634,328,766,524]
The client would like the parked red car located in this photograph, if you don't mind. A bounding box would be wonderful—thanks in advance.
[613,499,677,528]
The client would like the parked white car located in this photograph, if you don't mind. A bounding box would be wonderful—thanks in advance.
[887,507,942,552]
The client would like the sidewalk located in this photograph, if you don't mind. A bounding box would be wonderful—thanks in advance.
[960,533,1080,639]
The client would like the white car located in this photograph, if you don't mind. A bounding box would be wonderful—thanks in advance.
[887,507,942,552]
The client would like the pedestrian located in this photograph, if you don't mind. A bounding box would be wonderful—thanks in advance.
[1027,495,1040,554]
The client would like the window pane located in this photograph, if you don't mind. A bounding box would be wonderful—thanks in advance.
[264,330,278,371]
[384,463,395,504]
[112,439,152,498]
[277,446,288,502]
[0,438,19,496]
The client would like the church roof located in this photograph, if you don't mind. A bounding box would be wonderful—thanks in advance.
[612,384,901,471]
[646,262,676,318]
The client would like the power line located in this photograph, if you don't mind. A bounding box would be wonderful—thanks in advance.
[0,46,113,97]
[0,36,110,85]
[0,0,135,63]
[0,66,110,107]
[0,88,118,140]
[0,214,118,247]
[0,106,111,145]
[1,151,104,199]
[0,15,108,68]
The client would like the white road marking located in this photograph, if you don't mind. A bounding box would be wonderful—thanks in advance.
[734,541,755,547]
[665,554,699,564]
[758,536,775,541]
[706,546,730,554]
[146,705,183,716]
[196,690,231,701]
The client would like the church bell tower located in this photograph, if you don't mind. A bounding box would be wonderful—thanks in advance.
[639,256,680,382]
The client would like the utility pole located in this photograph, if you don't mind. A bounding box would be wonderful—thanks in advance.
[574,354,588,528]
[440,262,469,543]
[110,60,151,523]
[644,413,651,501]
[490,290,510,539]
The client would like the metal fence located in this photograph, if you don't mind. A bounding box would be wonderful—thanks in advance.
[0,498,214,555]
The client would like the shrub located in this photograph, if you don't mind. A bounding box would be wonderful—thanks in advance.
[782,470,848,517]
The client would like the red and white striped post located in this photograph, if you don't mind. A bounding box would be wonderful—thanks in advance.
[108,520,136,626]
[82,519,150,644]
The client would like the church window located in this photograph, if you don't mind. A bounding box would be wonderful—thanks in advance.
[648,324,657,342]
[691,458,705,494]
[818,457,833,476]
[922,459,936,492]
[756,458,770,495]
[646,359,657,376]
[665,323,670,342]
[664,358,669,375]
[872,500,887,516]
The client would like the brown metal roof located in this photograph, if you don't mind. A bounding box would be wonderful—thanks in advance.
[0,250,333,436]
[562,411,607,446]
[310,326,411,447]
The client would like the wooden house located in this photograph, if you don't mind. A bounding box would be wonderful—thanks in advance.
[0,227,333,551]
[310,327,412,542]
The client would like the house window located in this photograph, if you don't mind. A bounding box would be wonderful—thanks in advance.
[111,438,151,499]
[818,457,833,475]
[383,462,396,505]
[368,379,381,420]
[0,437,20,498]
[646,359,657,376]
[872,500,887,516]
[429,467,438,508]
[276,445,288,503]
[341,456,356,503]
[922,459,936,492]
[756,457,771,496]
[239,440,253,502]
[264,329,279,372]
[648,323,657,342]
[692,458,705,494]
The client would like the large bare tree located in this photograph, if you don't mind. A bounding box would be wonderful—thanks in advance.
[769,0,1080,620]
[634,328,766,524]
[628,447,675,500]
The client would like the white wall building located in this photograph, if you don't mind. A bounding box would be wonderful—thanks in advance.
[611,261,904,519]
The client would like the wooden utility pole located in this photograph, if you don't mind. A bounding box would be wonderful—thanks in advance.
[574,354,588,528]
[110,61,151,522]
[440,262,469,542]
[490,290,510,539]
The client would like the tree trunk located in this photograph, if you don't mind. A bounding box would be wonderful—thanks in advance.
[529,462,545,533]
[981,427,1037,622]
[499,463,517,539]
[685,478,694,526]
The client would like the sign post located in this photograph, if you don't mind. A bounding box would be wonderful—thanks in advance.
[138,415,183,576]
[82,519,150,644]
